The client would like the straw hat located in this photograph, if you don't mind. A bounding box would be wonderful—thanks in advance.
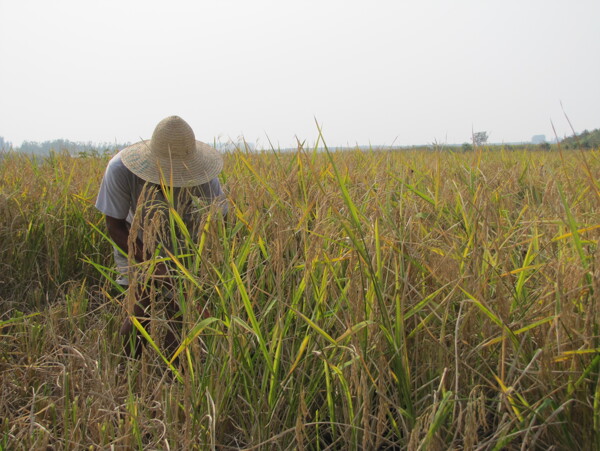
[120,116,223,187]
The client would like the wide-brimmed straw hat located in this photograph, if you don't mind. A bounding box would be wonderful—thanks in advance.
[120,116,223,187]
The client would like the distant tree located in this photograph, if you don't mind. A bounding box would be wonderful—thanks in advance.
[0,136,13,150]
[78,148,101,158]
[472,131,489,146]
[461,142,472,151]
[17,139,130,155]
[559,128,600,150]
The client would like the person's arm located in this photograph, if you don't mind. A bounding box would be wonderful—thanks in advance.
[105,215,170,279]
[105,215,168,276]
[204,177,229,215]
[105,215,143,263]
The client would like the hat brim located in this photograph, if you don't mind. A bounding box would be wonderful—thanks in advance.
[120,140,223,187]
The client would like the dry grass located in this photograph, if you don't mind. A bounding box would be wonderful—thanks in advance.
[1,145,599,450]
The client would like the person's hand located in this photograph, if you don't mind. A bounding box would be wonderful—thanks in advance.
[154,261,169,277]
[153,261,175,290]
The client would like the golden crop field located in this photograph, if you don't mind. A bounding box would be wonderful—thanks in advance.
[1,145,599,450]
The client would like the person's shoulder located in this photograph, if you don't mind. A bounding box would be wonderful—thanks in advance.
[191,177,224,199]
[196,177,222,190]
[107,150,126,169]
[105,150,133,177]
[208,177,223,187]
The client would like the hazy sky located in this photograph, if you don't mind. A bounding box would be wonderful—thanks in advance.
[1,0,599,148]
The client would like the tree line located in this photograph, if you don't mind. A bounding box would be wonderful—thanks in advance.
[0,137,130,156]
[559,128,600,149]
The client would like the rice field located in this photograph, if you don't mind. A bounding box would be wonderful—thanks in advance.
[1,143,599,450]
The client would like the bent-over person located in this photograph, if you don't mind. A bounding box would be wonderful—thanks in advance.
[95,116,227,359]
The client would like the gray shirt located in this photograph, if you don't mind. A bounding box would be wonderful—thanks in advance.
[95,151,227,284]
[96,151,227,222]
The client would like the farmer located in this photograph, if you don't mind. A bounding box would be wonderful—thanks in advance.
[95,115,227,359]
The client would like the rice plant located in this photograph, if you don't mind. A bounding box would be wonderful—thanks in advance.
[1,144,599,449]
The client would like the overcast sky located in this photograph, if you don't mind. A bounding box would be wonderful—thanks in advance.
[1,0,599,148]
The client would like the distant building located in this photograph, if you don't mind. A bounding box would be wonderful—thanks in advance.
[531,135,546,144]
